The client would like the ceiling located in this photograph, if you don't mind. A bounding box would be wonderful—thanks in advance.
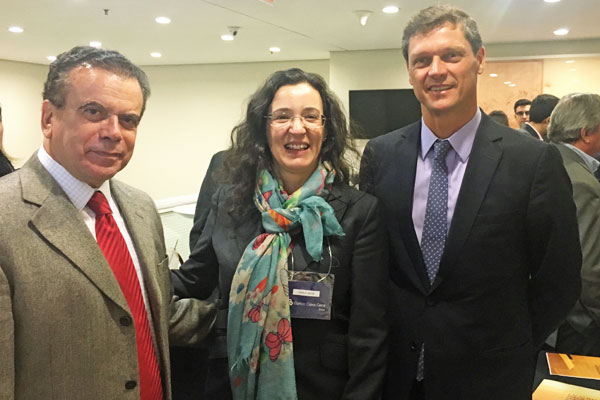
[1,0,599,66]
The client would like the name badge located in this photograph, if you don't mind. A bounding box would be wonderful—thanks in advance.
[287,271,334,320]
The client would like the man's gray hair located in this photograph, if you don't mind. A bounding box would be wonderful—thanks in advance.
[43,46,151,116]
[547,93,600,144]
[402,4,483,61]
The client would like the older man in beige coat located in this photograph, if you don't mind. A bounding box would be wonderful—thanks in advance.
[548,93,600,356]
[0,46,214,400]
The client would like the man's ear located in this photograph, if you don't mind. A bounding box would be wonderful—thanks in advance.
[41,100,55,139]
[581,127,592,144]
[476,46,486,74]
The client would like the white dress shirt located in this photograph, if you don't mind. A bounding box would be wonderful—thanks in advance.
[37,146,159,350]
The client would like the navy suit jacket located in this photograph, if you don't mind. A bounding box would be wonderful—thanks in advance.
[360,113,581,399]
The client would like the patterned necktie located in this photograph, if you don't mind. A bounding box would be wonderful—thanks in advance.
[421,139,452,283]
[417,139,451,381]
[87,191,163,400]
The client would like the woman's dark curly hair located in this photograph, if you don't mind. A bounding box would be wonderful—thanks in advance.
[221,68,357,215]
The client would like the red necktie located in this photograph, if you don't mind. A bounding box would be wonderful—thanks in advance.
[88,191,163,400]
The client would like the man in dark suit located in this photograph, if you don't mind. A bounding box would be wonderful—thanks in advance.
[520,94,559,141]
[548,93,600,357]
[360,5,581,399]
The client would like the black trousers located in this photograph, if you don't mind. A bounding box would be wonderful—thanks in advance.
[410,380,426,400]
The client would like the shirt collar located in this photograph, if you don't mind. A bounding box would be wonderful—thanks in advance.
[37,146,112,210]
[420,108,481,162]
[525,122,542,139]
[564,143,600,173]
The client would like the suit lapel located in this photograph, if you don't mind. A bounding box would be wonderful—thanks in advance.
[433,115,503,290]
[390,123,432,292]
[234,212,262,256]
[111,180,159,302]
[111,181,170,370]
[111,180,157,277]
[327,185,350,222]
[23,156,130,312]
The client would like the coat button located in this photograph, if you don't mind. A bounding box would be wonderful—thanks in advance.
[426,298,437,307]
[120,316,133,326]
[125,380,137,390]
[410,342,418,352]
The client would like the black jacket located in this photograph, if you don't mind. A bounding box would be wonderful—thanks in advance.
[172,182,389,400]
[360,113,581,399]
[0,150,15,178]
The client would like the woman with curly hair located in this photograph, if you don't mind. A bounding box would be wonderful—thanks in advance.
[172,68,388,400]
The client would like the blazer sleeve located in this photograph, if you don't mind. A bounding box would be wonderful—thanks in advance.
[358,140,378,194]
[526,144,582,347]
[571,177,600,326]
[189,151,225,250]
[343,196,389,400]
[0,265,15,400]
[172,186,222,300]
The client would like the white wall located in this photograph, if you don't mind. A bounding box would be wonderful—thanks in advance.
[1,38,599,201]
[0,60,47,165]
[543,57,600,97]
[329,49,409,114]
[120,59,328,200]
[328,49,410,154]
[0,58,328,200]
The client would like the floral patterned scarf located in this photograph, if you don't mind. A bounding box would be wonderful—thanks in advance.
[227,162,344,400]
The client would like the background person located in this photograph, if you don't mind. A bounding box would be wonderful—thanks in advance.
[488,110,509,126]
[513,98,531,127]
[548,93,600,357]
[172,68,389,400]
[520,94,559,141]
[0,104,15,177]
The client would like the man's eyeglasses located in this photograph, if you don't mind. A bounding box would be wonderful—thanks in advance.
[515,111,530,116]
[265,112,326,128]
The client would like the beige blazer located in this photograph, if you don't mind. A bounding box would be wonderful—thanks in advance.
[0,155,203,400]
[556,143,600,336]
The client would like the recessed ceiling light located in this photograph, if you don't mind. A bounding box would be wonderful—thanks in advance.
[221,26,239,41]
[508,83,516,87]
[504,81,512,85]
[354,10,372,26]
[553,28,569,36]
[150,52,162,58]
[269,47,281,53]
[489,73,498,77]
[544,0,560,3]
[565,59,575,63]
[47,55,56,62]
[382,5,399,14]
[89,41,102,48]
[155,16,171,24]
[8,26,24,33]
